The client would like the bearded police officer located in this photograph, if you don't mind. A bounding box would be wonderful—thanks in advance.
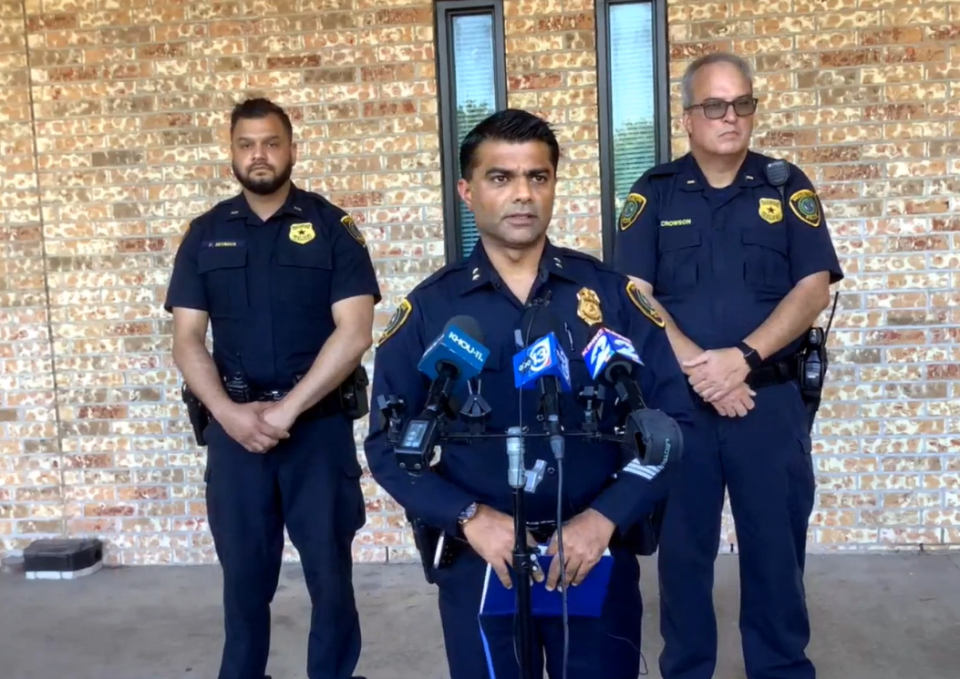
[613,53,843,679]
[165,98,380,679]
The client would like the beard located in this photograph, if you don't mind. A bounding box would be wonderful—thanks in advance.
[232,160,293,196]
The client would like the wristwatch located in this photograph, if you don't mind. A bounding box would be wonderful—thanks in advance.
[737,341,762,370]
[458,502,479,526]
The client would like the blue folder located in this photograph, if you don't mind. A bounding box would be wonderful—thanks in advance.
[478,545,613,619]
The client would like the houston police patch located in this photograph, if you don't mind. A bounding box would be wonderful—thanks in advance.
[341,214,366,246]
[618,193,647,231]
[788,189,822,228]
[377,298,412,347]
[626,280,665,329]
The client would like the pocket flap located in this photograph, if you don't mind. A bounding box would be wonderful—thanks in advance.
[659,227,702,252]
[197,245,247,272]
[740,227,787,254]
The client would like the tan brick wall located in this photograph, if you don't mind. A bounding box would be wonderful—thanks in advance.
[0,0,957,565]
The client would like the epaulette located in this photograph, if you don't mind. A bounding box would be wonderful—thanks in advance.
[646,158,683,178]
[416,260,466,291]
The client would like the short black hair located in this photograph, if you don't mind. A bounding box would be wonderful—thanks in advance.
[459,108,560,180]
[230,97,293,139]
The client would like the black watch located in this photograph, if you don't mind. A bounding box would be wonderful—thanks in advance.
[737,342,762,370]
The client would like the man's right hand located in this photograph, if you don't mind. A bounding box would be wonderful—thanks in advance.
[462,505,543,589]
[217,402,290,453]
[712,383,757,418]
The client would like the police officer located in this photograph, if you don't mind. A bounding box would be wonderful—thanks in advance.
[364,109,697,679]
[613,53,844,679]
[164,98,380,679]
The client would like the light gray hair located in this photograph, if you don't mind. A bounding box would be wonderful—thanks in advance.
[680,52,754,109]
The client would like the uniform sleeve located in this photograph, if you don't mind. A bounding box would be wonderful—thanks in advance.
[327,210,382,306]
[589,282,698,534]
[363,296,477,535]
[163,220,207,313]
[612,172,660,283]
[784,167,844,286]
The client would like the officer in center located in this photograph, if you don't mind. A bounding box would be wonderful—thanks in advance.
[364,109,698,679]
[613,53,844,679]
[165,98,380,679]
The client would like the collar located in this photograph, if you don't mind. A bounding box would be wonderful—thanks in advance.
[677,151,767,192]
[223,182,309,222]
[455,238,580,296]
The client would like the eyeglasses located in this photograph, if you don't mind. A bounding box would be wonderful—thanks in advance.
[687,96,758,120]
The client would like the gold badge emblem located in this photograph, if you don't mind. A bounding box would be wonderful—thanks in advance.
[619,193,647,231]
[626,280,665,329]
[377,298,412,347]
[341,215,366,247]
[289,222,315,245]
[576,287,602,326]
[788,189,822,228]
[759,198,782,225]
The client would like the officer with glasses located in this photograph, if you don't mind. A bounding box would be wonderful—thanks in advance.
[612,52,843,679]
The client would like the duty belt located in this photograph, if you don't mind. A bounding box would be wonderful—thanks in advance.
[236,386,343,420]
[746,359,799,390]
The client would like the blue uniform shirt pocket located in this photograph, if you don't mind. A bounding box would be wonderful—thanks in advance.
[197,243,248,318]
[275,244,333,314]
[740,226,790,291]
[656,227,702,291]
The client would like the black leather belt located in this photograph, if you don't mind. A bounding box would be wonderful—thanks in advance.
[243,387,343,420]
[746,359,799,390]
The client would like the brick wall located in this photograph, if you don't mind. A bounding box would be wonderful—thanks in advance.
[0,0,957,565]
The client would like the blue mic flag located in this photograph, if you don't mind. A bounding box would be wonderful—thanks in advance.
[417,319,490,383]
[582,327,643,381]
[512,332,572,391]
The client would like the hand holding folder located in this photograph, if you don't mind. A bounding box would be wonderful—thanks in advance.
[480,545,614,619]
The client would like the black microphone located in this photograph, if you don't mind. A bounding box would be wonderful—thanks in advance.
[393,315,490,474]
[582,326,683,467]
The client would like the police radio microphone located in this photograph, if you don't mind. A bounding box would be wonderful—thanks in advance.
[512,309,572,461]
[393,315,489,474]
[583,326,683,467]
[764,158,790,215]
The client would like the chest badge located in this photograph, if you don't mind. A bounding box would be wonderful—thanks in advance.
[758,198,782,225]
[289,222,315,245]
[576,287,602,326]
[341,215,366,246]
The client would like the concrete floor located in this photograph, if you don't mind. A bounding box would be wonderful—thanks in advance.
[1,554,959,679]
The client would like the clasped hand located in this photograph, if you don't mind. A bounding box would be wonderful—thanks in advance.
[218,401,294,453]
[682,347,756,418]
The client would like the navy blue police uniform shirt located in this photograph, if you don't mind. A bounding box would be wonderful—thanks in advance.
[613,150,844,362]
[364,239,697,538]
[164,183,382,390]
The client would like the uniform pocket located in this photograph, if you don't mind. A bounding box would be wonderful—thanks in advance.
[656,228,702,290]
[276,246,333,313]
[740,227,790,290]
[197,246,248,317]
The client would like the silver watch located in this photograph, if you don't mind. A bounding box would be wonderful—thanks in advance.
[458,502,479,525]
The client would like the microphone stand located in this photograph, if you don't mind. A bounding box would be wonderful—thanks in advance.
[506,425,540,679]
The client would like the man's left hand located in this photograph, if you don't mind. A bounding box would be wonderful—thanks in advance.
[261,401,298,438]
[682,347,750,402]
[544,508,615,591]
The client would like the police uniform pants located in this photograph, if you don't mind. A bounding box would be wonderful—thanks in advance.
[203,414,366,679]
[658,381,816,679]
[433,546,644,679]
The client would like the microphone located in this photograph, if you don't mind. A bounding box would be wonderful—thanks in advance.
[512,309,571,460]
[583,326,683,467]
[394,315,490,474]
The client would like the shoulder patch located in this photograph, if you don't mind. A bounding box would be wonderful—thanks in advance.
[619,193,647,231]
[377,298,412,347]
[340,214,366,246]
[788,189,822,228]
[626,280,665,329]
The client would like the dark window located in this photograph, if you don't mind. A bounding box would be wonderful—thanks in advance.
[435,0,507,263]
[596,0,670,263]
